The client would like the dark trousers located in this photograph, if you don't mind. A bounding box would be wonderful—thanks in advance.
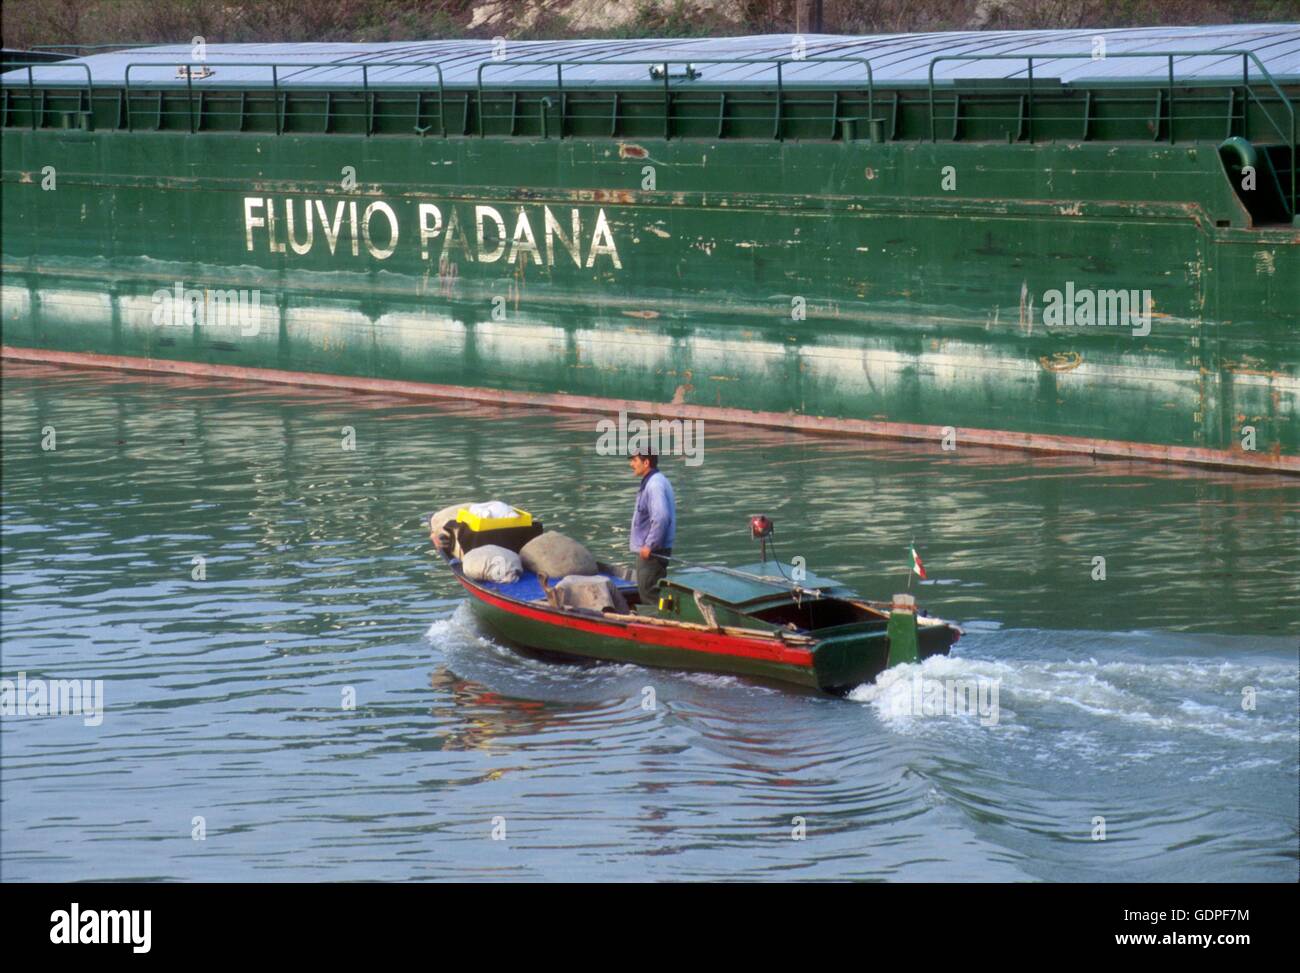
[635,548,671,606]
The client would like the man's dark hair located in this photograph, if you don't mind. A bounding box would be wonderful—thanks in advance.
[634,449,659,468]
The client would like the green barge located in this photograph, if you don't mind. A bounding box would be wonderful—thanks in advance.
[1,26,1297,471]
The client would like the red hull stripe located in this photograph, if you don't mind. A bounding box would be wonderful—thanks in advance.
[461,577,815,667]
[4,345,1295,474]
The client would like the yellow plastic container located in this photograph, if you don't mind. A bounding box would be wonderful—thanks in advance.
[455,506,532,532]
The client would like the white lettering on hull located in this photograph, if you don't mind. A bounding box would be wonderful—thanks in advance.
[242,196,621,269]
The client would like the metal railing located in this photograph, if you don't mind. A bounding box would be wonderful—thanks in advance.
[475,57,876,140]
[119,60,449,136]
[3,47,1294,213]
[929,49,1296,216]
[9,62,94,130]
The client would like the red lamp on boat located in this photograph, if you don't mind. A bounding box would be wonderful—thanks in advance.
[750,514,774,562]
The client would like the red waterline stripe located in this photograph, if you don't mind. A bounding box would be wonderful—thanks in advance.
[462,577,815,667]
[3,345,1296,474]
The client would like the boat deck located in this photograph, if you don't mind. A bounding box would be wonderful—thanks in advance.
[9,27,1298,88]
[456,562,638,605]
[2,26,1295,164]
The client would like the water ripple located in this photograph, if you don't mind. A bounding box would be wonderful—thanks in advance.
[1,363,1296,881]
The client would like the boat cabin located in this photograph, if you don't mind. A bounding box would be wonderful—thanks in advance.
[657,563,888,633]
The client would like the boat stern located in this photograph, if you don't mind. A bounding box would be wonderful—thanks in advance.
[812,593,959,693]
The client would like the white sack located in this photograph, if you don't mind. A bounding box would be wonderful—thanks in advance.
[461,544,523,583]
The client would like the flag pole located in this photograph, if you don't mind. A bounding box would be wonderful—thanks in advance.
[907,535,914,592]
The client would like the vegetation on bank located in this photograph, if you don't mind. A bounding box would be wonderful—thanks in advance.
[2,0,1296,51]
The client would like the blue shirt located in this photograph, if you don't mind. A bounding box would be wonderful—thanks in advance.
[630,470,676,552]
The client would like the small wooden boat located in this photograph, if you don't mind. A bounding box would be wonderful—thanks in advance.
[430,513,961,694]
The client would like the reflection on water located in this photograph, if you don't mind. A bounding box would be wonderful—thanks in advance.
[1,362,1296,881]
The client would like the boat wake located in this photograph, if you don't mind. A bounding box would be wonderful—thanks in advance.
[428,605,1298,747]
[851,629,1298,758]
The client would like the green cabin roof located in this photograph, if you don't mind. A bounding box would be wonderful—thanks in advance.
[663,562,856,608]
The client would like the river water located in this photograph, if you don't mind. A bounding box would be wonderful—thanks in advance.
[1,362,1296,881]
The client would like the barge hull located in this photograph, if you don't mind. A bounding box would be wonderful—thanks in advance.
[3,30,1297,470]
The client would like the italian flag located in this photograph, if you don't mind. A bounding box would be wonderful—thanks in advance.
[910,546,927,580]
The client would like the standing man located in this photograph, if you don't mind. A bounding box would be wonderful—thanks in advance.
[629,449,676,607]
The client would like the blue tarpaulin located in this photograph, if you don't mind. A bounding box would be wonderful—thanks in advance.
[6,25,1297,89]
